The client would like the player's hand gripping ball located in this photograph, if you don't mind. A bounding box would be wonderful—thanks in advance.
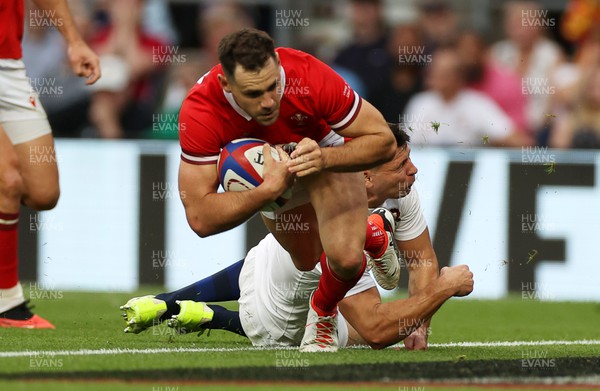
[217,138,293,212]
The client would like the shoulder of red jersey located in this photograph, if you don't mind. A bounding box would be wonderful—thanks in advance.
[276,47,362,132]
[178,64,229,165]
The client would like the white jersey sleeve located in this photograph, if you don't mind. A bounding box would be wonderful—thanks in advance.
[380,187,428,242]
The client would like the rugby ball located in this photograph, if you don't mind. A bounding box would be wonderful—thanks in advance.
[217,138,292,212]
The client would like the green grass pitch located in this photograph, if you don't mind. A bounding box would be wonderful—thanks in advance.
[1,287,599,390]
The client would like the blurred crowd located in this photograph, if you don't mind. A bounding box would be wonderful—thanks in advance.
[21,0,600,149]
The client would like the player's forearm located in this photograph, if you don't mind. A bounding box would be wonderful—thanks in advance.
[31,0,84,45]
[407,256,440,297]
[322,132,395,172]
[371,278,453,349]
[184,187,276,237]
[406,260,439,348]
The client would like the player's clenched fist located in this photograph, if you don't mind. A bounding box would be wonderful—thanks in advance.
[261,144,294,198]
[287,138,326,177]
[440,265,474,297]
[67,40,101,85]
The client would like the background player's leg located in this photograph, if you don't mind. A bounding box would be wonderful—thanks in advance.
[0,125,24,314]
[155,259,244,319]
[13,133,60,211]
[0,128,58,328]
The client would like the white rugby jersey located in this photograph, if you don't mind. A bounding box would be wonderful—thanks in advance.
[377,187,428,242]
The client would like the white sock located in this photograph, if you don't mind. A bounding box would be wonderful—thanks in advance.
[0,282,25,313]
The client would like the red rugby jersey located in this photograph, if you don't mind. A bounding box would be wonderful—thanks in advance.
[0,0,24,59]
[178,47,362,165]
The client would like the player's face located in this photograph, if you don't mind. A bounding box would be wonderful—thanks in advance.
[225,57,282,126]
[366,145,417,205]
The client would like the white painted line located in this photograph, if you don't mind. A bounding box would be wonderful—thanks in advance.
[0,347,266,358]
[1,340,598,358]
[428,340,600,348]
[0,346,273,358]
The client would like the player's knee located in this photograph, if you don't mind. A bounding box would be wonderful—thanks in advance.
[0,161,24,202]
[327,255,364,281]
[326,244,364,275]
[23,186,60,211]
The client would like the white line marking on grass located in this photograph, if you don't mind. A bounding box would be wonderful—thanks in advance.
[428,340,600,348]
[0,347,269,358]
[1,340,599,358]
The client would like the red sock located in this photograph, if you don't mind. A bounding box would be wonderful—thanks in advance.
[311,252,367,316]
[364,215,386,258]
[0,212,19,289]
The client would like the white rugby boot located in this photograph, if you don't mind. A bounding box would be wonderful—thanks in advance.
[299,293,338,353]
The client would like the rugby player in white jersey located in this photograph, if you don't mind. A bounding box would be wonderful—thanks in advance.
[121,124,474,349]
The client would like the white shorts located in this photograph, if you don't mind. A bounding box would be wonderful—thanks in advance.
[238,234,375,347]
[0,59,51,145]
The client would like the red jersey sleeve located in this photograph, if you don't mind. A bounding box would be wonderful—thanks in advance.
[178,83,222,165]
[307,54,362,131]
[0,0,24,59]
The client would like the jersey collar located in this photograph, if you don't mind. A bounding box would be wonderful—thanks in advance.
[223,65,286,122]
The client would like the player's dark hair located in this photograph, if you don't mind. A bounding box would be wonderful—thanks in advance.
[387,123,411,149]
[218,28,277,79]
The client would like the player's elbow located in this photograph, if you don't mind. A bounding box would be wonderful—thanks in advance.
[193,223,214,238]
[195,227,212,238]
[361,322,391,350]
[186,215,213,238]
[363,330,389,350]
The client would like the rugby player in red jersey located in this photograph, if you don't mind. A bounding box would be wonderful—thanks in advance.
[177,28,397,351]
[122,124,474,350]
[0,0,100,329]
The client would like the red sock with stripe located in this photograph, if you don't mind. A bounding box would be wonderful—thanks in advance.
[0,212,19,290]
[364,214,386,258]
[311,252,367,316]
